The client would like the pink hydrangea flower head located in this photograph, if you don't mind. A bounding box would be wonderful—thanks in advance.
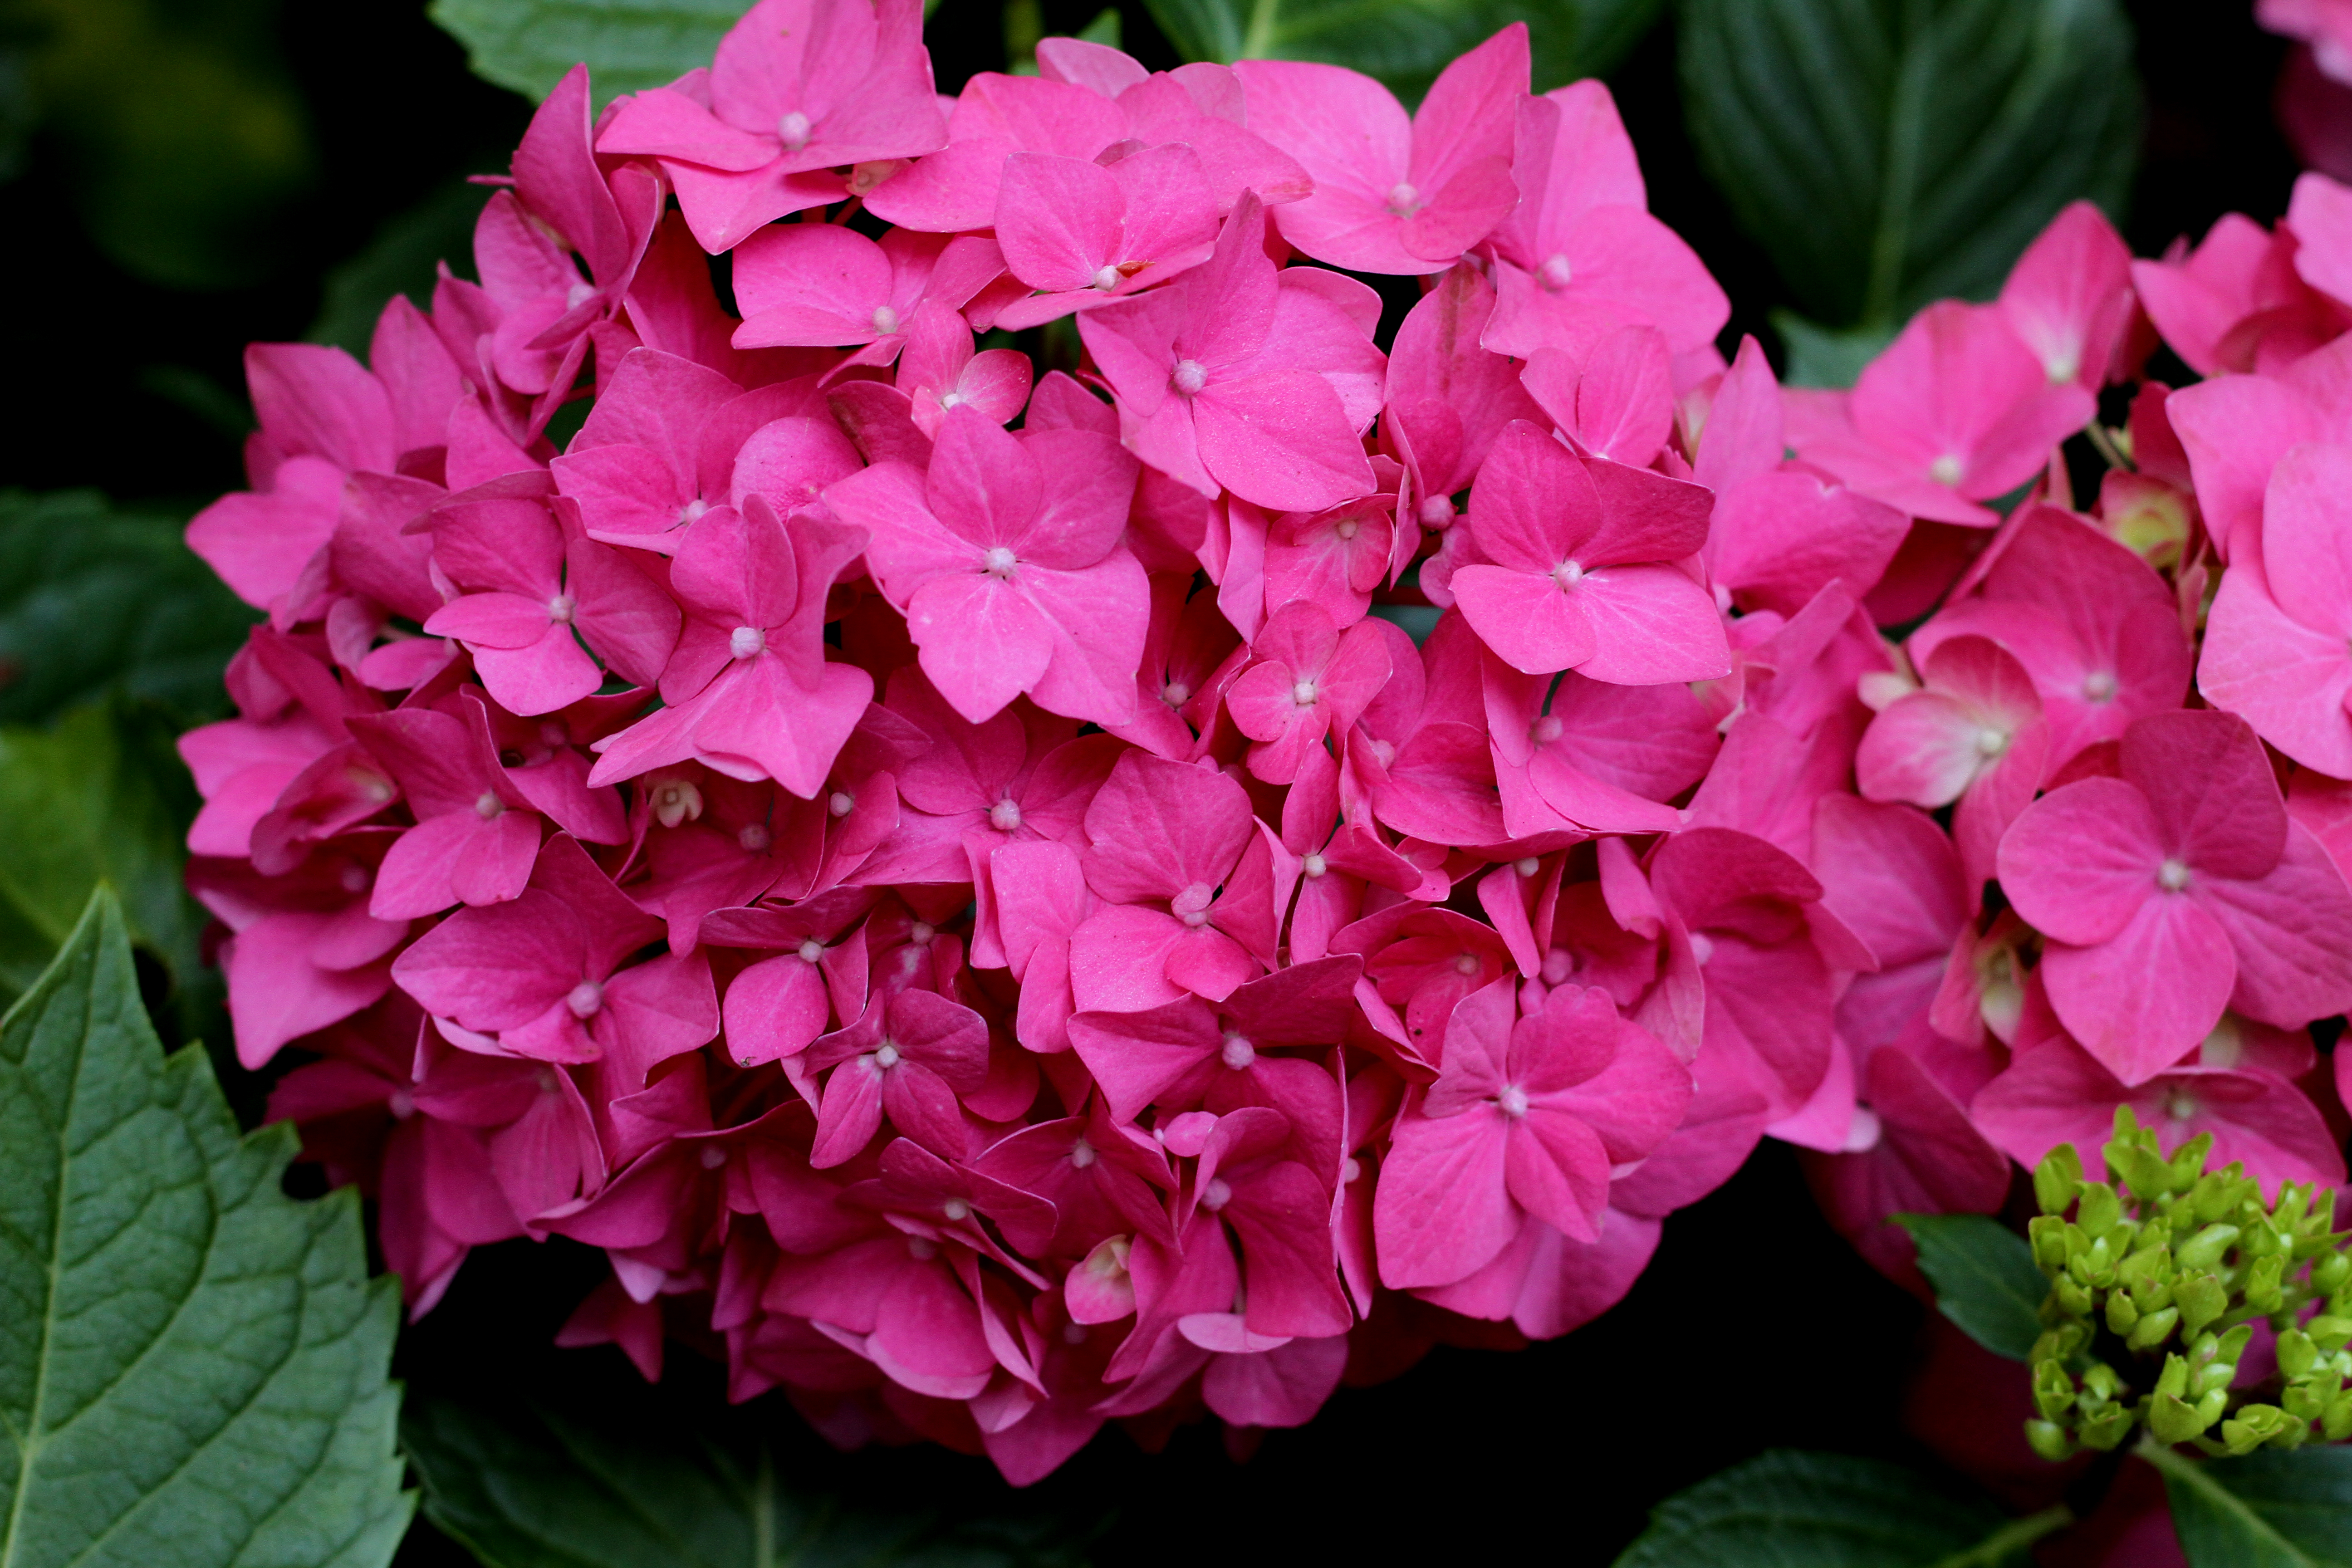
[825,404,1148,727]
[2198,439,2352,776]
[1078,192,1384,512]
[1447,419,1726,682]
[1996,709,2352,1083]
[1230,25,1527,275]
[1482,80,1729,359]
[1791,300,2095,525]
[594,0,949,251]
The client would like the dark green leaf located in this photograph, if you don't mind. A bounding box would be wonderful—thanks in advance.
[429,0,756,105]
[1679,0,2141,328]
[403,1390,1091,1568]
[1614,1450,2065,1567]
[1896,1213,2047,1363]
[310,177,490,356]
[0,888,411,1568]
[2147,1444,2352,1568]
[0,702,204,1002]
[1142,0,1666,102]
[1772,310,1898,389]
[0,490,257,727]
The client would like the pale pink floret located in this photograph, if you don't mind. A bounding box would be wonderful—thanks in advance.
[593,0,948,252]
[1997,200,2135,390]
[1996,710,2352,1083]
[1857,634,2048,895]
[1789,300,2094,525]
[1447,419,1726,683]
[1231,25,1526,275]
[2198,440,2352,777]
[825,405,1148,727]
[1225,601,1392,784]
[1375,978,1689,1289]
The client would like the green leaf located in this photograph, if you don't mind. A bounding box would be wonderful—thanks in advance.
[1896,1213,2047,1363]
[0,490,258,727]
[0,703,203,1002]
[0,888,412,1568]
[403,1390,1090,1568]
[1614,1450,2068,1567]
[1772,310,1898,389]
[2144,1443,2352,1568]
[1142,0,1666,102]
[310,177,490,357]
[1678,0,2142,329]
[429,0,755,105]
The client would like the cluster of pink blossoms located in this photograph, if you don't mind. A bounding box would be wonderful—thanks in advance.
[181,0,2352,1480]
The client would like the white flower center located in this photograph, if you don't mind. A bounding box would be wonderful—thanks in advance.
[907,1235,937,1259]
[1453,954,1480,975]
[909,921,936,944]
[565,281,596,310]
[1092,265,1122,291]
[1419,495,1455,528]
[1975,727,2009,757]
[798,939,824,963]
[2083,670,2118,702]
[1171,358,1209,396]
[2166,1087,2198,1122]
[871,304,900,336]
[700,1144,727,1169]
[1161,681,1191,707]
[1385,181,1421,216]
[738,822,771,852]
[1497,1084,1530,1118]
[1291,679,1319,707]
[873,1042,902,1069]
[1303,852,1328,878]
[1070,1138,1097,1169]
[1553,559,1585,589]
[984,545,1018,578]
[990,798,1023,832]
[730,625,765,659]
[546,593,575,624]
[1532,715,1564,745]
[652,779,703,827]
[828,790,855,818]
[1515,856,1540,876]
[566,980,604,1018]
[1200,1177,1233,1211]
[1220,1034,1256,1069]
[1929,454,1964,486]
[475,791,505,818]
[1538,253,1573,291]
[2158,859,2192,892]
[942,1198,970,1220]
[1335,519,1358,540]
[777,110,813,150]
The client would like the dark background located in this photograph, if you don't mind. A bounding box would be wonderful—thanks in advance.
[0,2,2304,1561]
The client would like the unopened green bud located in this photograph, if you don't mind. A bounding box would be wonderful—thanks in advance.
[2025,1419,2075,1462]
[2149,1391,2206,1444]
[2083,1362,2121,1402]
[2029,1214,2072,1274]
[2106,1292,2140,1335]
[2127,1305,2181,1351]
[2177,1273,2228,1339]
[2219,1404,2290,1455]
[2057,1276,2095,1318]
[2080,1406,2134,1450]
[2216,1323,2254,1362]
[2033,1362,2077,1421]
[2244,1253,2285,1313]
[2326,1396,2352,1442]
[2031,1323,2090,1364]
[2313,1253,2351,1294]
[2078,1181,2122,1237]
[2036,1145,2085,1215]
[2276,1184,2311,1231]
[2192,1357,2237,1399]
[2310,1316,2352,1354]
[2155,1353,2189,1400]
[2165,1132,2215,1194]
[2195,1387,2230,1428]
[2285,1384,2325,1423]
[2177,1223,2239,1272]
[2191,1173,2237,1225]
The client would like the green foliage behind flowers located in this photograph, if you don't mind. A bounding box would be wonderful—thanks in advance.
[2024,1107,2352,1460]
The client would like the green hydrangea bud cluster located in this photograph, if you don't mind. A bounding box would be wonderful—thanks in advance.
[2023,1107,2352,1462]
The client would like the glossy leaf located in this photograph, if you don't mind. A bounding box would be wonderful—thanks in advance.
[1613,1450,2061,1566]
[403,1390,1089,1568]
[0,888,411,1568]
[1897,1213,2047,1363]
[1143,0,1666,102]
[2146,1444,2352,1568]
[0,490,257,727]
[430,0,764,105]
[1680,0,2141,328]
